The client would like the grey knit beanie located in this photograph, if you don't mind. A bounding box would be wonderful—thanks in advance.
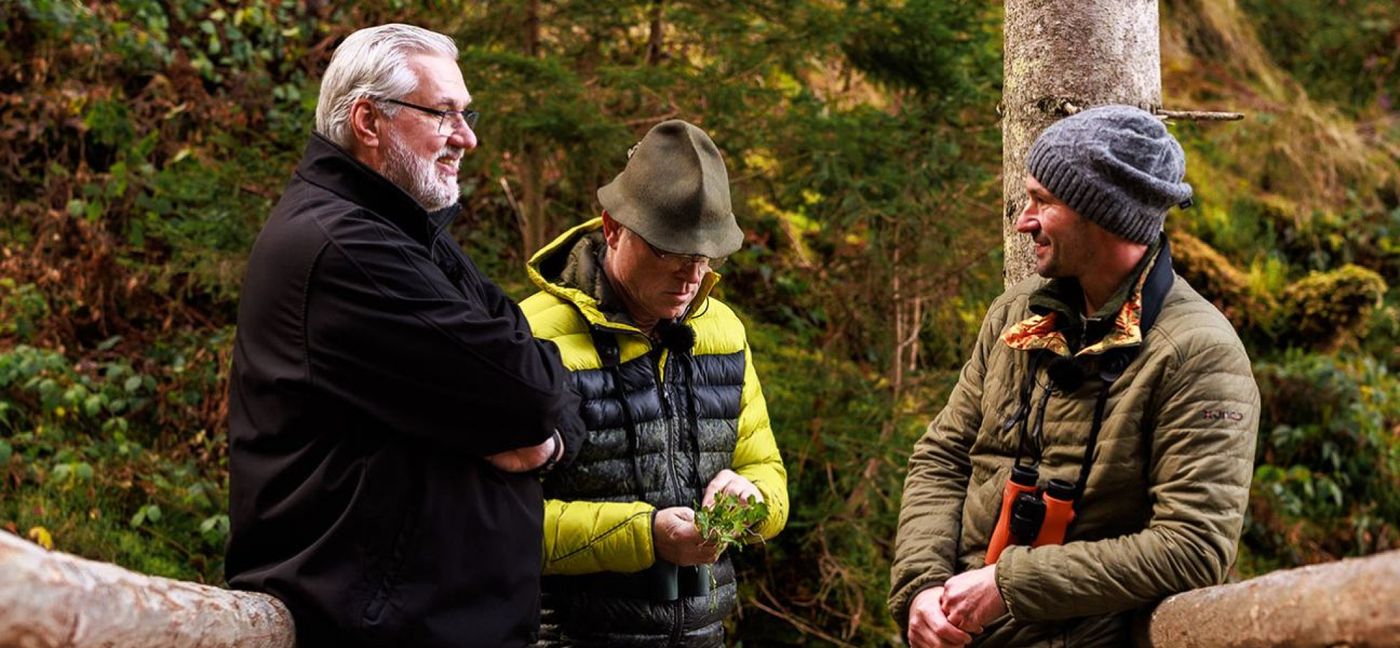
[1026,105,1192,245]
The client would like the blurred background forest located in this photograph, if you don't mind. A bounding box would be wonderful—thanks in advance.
[0,0,1397,645]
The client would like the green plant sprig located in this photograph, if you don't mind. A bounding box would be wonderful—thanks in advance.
[695,492,769,557]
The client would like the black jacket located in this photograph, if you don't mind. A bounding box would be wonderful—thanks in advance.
[227,134,582,648]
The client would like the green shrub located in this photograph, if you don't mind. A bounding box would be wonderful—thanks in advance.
[0,339,229,583]
[1279,265,1387,349]
[1246,351,1400,569]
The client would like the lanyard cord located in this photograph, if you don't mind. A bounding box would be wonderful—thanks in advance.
[1010,352,1045,468]
[1026,386,1054,465]
[1009,350,1124,511]
[591,328,647,502]
[1069,380,1114,512]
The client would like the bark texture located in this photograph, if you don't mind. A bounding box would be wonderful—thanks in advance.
[1135,549,1400,648]
[1003,0,1163,286]
[0,531,295,648]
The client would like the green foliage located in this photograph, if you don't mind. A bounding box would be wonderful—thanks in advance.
[1279,264,1387,349]
[696,492,768,556]
[1246,351,1400,568]
[0,280,51,342]
[0,336,230,583]
[844,0,1000,102]
[0,0,1398,643]
[1239,0,1400,114]
[737,319,955,644]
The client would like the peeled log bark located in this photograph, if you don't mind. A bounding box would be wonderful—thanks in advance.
[1136,549,1400,648]
[1003,0,1163,286]
[0,531,295,648]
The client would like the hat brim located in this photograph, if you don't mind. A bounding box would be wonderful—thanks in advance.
[598,180,744,259]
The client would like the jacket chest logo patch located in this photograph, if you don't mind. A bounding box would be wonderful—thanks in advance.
[1202,409,1245,422]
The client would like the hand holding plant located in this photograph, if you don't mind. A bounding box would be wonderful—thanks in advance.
[694,491,769,557]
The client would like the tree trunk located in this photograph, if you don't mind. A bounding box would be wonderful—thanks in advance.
[516,0,549,257]
[1134,549,1400,648]
[525,0,540,57]
[1002,0,1163,286]
[0,531,295,648]
[647,1,665,65]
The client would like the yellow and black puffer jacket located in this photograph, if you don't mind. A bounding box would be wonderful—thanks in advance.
[520,217,788,647]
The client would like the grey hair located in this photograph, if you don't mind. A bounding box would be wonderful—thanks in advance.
[315,24,458,148]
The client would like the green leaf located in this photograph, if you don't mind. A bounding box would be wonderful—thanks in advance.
[695,491,770,558]
[83,394,103,417]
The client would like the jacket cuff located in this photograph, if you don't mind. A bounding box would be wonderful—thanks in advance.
[995,546,1029,621]
[891,571,948,632]
[551,394,588,471]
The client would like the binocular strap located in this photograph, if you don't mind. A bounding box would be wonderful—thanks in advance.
[591,328,647,502]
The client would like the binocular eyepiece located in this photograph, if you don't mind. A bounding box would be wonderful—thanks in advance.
[985,465,1076,565]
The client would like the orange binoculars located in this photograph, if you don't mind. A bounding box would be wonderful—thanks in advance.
[985,465,1076,565]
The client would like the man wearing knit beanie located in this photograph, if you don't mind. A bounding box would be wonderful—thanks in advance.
[891,105,1259,647]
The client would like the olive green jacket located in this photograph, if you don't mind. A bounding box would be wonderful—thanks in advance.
[889,256,1259,646]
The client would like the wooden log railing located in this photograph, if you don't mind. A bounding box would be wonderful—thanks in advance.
[1135,548,1400,647]
[1,530,1396,647]
[0,531,293,648]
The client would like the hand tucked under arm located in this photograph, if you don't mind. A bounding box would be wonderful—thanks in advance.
[485,432,558,473]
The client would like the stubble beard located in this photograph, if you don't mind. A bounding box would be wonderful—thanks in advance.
[383,135,463,212]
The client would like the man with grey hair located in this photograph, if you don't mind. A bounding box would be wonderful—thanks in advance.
[889,105,1259,647]
[227,23,583,647]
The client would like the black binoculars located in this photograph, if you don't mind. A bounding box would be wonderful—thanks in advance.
[640,560,711,601]
[985,464,1077,564]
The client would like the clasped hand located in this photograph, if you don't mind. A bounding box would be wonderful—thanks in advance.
[906,565,1006,648]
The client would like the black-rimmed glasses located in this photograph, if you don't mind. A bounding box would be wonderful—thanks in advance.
[632,229,726,270]
[380,98,479,135]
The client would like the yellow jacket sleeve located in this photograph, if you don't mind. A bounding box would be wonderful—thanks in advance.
[733,342,789,542]
[542,498,656,575]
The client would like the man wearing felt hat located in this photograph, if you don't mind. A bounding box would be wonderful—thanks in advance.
[890,105,1260,647]
[518,119,789,646]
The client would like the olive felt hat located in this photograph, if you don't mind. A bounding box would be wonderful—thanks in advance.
[597,120,743,259]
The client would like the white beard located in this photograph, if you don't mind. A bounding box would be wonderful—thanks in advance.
[383,136,463,212]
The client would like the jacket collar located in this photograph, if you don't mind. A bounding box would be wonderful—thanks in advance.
[526,216,720,333]
[294,133,461,247]
[1002,233,1174,358]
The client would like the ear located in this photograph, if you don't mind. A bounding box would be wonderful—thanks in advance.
[349,98,382,149]
[600,211,623,249]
